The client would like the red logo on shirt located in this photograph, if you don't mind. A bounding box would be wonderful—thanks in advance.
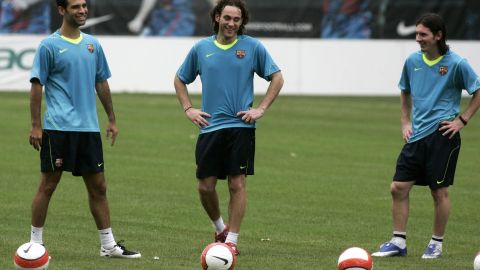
[439,66,448,76]
[236,50,246,59]
[87,44,94,53]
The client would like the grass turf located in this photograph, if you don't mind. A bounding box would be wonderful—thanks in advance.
[0,92,479,269]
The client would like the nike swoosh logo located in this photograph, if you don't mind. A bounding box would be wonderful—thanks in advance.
[240,166,246,170]
[23,243,33,253]
[80,14,115,29]
[59,48,68,53]
[206,53,215,58]
[97,163,103,167]
[212,255,228,265]
[437,179,445,184]
[414,67,423,71]
[397,21,416,36]
[100,232,110,235]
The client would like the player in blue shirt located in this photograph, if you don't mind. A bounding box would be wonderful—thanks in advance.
[373,13,480,259]
[174,0,283,255]
[28,0,140,259]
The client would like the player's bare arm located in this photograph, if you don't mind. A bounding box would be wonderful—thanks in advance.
[237,71,284,123]
[400,91,412,143]
[95,80,118,146]
[174,75,211,128]
[439,90,480,138]
[29,80,43,151]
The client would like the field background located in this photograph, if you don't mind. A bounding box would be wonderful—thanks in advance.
[0,92,479,269]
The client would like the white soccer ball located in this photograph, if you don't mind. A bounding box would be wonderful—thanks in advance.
[14,242,50,270]
[338,247,373,270]
[201,242,236,270]
[474,252,480,270]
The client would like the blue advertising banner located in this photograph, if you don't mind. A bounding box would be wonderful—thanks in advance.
[0,0,478,39]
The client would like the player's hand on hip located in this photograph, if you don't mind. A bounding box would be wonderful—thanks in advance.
[29,126,43,151]
[237,107,265,124]
[439,119,463,139]
[106,122,118,146]
[186,108,210,129]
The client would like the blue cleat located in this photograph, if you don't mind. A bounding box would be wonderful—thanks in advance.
[421,243,442,259]
[372,241,407,257]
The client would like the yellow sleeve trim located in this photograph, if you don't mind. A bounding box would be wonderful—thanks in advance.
[214,39,238,50]
[422,53,444,66]
[61,34,83,44]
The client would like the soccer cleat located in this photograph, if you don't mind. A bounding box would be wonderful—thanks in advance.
[215,224,229,243]
[421,243,442,259]
[371,241,407,257]
[100,240,141,259]
[225,242,240,256]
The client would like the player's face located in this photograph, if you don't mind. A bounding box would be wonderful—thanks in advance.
[61,0,88,27]
[415,24,441,55]
[215,5,242,43]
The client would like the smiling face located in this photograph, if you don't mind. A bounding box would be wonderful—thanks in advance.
[415,23,442,57]
[59,0,88,28]
[215,5,242,44]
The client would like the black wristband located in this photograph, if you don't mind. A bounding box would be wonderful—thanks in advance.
[459,115,468,126]
[183,106,192,112]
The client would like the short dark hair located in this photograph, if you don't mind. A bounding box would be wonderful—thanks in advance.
[56,0,67,8]
[416,13,449,55]
[210,0,249,35]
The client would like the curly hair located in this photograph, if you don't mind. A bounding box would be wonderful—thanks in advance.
[210,0,249,35]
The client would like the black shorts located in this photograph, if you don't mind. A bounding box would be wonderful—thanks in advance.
[393,130,461,190]
[195,128,255,180]
[40,130,104,177]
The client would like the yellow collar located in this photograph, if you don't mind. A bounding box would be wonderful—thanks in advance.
[61,34,83,44]
[214,39,238,50]
[422,53,444,67]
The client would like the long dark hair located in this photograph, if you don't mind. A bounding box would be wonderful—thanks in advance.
[416,13,449,55]
[210,0,249,35]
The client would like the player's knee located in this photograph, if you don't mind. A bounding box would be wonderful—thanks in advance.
[197,182,216,194]
[88,183,107,199]
[228,180,246,194]
[431,187,449,202]
[390,182,409,199]
[40,183,58,197]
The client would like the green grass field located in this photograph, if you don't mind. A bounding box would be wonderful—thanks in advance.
[0,92,479,269]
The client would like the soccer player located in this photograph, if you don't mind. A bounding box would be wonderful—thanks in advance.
[174,0,284,255]
[372,13,480,259]
[28,0,140,259]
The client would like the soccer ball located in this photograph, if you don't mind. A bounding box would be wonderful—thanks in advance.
[474,251,480,270]
[338,247,373,270]
[201,242,236,270]
[14,242,50,270]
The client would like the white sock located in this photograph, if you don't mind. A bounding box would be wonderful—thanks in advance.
[30,226,43,244]
[225,232,239,245]
[430,235,444,246]
[391,231,407,249]
[99,228,116,249]
[213,217,225,234]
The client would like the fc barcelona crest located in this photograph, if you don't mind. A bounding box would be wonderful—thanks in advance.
[87,44,94,53]
[439,65,448,76]
[236,50,246,59]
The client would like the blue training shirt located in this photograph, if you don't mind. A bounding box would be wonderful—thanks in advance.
[399,50,480,143]
[177,35,280,133]
[31,31,111,132]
